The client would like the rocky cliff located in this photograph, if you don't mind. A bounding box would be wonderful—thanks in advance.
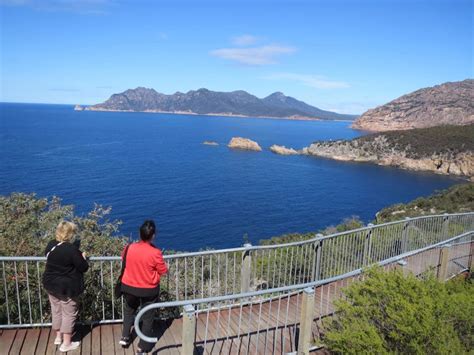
[352,79,474,131]
[302,124,474,178]
[86,87,357,121]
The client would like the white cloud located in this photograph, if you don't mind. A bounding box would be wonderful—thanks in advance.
[232,34,259,46]
[264,72,350,89]
[210,45,296,66]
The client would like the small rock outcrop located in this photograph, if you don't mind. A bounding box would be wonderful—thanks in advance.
[228,137,262,151]
[351,79,474,132]
[269,145,299,155]
[74,105,85,111]
[203,141,219,146]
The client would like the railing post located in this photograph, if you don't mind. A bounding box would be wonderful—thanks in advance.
[311,235,323,281]
[401,217,411,253]
[241,243,252,293]
[181,304,196,355]
[469,235,474,272]
[363,224,373,265]
[298,287,315,354]
[442,213,450,240]
[437,245,451,281]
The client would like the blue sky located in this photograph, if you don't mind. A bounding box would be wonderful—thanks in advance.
[0,0,472,114]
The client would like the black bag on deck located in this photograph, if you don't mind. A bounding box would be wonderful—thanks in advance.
[114,243,130,299]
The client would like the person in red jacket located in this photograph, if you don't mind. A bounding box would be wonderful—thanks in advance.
[119,220,168,354]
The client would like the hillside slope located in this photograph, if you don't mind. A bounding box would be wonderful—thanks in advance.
[351,79,474,131]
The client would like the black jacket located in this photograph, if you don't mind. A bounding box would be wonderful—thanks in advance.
[42,240,89,298]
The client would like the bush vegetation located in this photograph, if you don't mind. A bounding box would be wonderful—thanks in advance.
[375,183,474,222]
[1,184,472,325]
[322,267,474,354]
[358,124,474,159]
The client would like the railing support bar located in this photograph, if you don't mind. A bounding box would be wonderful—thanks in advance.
[312,236,323,281]
[181,304,196,355]
[437,245,450,281]
[469,235,474,272]
[442,213,450,239]
[363,224,373,266]
[298,287,315,354]
[241,243,252,293]
[401,217,411,253]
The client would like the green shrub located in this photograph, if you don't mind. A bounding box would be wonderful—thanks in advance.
[375,183,474,222]
[323,267,473,354]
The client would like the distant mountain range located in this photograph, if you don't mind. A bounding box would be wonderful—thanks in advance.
[352,79,474,131]
[84,87,358,121]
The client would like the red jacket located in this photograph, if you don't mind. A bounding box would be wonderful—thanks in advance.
[121,241,168,290]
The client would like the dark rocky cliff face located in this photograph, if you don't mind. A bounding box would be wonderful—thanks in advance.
[352,79,474,131]
[88,87,357,120]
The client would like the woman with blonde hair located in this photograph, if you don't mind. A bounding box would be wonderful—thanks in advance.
[42,221,89,352]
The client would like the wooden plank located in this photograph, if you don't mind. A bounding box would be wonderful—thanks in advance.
[80,324,92,355]
[9,328,27,355]
[152,319,176,355]
[90,325,101,355]
[35,328,51,355]
[161,318,182,354]
[111,324,125,355]
[20,328,41,355]
[0,329,17,354]
[99,324,115,355]
[45,327,57,355]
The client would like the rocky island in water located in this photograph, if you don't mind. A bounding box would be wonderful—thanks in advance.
[228,137,262,151]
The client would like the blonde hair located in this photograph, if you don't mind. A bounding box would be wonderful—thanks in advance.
[55,221,77,242]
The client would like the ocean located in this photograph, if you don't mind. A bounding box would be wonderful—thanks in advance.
[0,103,460,250]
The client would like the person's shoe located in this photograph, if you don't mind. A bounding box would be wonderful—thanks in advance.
[136,348,149,354]
[119,336,131,346]
[53,335,62,345]
[59,341,80,352]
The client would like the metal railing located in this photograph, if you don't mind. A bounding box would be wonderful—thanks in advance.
[1,212,473,329]
[134,231,474,354]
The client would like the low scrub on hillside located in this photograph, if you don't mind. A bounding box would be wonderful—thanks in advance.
[322,267,474,354]
[359,124,474,159]
[258,217,364,245]
[375,183,474,222]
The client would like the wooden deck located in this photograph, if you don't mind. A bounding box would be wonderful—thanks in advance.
[0,283,343,355]
[1,245,469,355]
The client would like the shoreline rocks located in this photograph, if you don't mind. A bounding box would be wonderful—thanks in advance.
[303,134,474,178]
[228,137,262,151]
[203,141,219,146]
[74,105,85,111]
[269,145,299,155]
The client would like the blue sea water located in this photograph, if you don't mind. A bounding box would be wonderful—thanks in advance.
[0,103,460,251]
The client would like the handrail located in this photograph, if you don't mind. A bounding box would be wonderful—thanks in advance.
[1,212,473,329]
[133,230,474,343]
[2,212,473,262]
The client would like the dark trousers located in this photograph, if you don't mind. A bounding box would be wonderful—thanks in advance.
[122,292,159,352]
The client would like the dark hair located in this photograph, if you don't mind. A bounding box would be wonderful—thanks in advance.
[140,220,156,241]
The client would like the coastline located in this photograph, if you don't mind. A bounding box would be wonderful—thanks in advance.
[82,107,355,122]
